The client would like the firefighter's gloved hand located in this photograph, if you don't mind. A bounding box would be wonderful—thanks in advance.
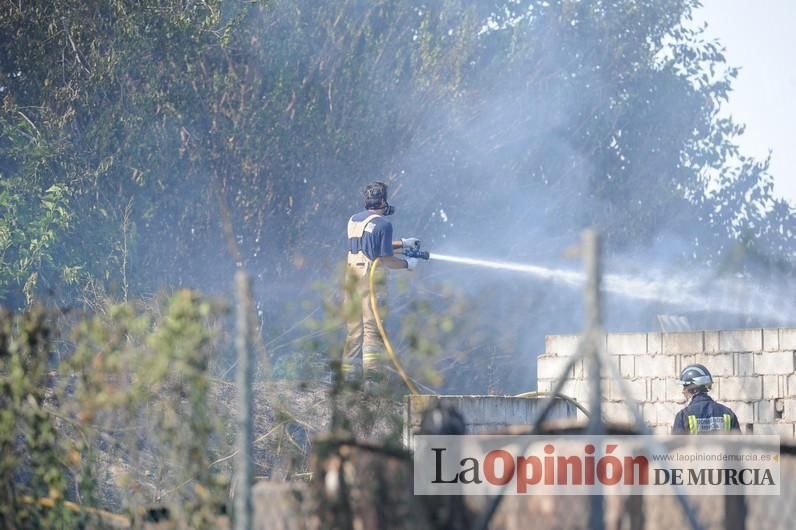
[406,257,419,270]
[401,237,421,250]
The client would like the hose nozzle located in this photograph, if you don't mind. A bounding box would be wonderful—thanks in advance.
[404,248,430,260]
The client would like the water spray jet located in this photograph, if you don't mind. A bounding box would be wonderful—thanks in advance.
[417,250,794,322]
[429,252,583,287]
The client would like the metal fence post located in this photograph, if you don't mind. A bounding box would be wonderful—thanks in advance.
[583,229,603,434]
[234,271,255,530]
[583,230,605,530]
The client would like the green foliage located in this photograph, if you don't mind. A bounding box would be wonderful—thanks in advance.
[0,307,83,528]
[0,180,72,305]
[0,292,230,528]
[67,290,228,527]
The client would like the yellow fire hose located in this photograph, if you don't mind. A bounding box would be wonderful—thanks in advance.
[369,257,419,395]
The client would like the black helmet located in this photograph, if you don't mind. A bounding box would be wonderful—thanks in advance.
[363,181,394,214]
[678,364,713,391]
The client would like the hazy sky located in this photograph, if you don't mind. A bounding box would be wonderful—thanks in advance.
[695,0,796,206]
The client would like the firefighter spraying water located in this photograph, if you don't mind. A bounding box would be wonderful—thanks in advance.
[343,182,424,388]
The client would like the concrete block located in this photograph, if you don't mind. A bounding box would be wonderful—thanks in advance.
[788,373,796,397]
[635,355,676,378]
[681,352,733,376]
[754,422,794,438]
[772,423,794,441]
[655,401,682,426]
[762,375,783,399]
[537,354,574,380]
[606,333,647,355]
[782,399,796,422]
[704,331,720,353]
[780,328,796,350]
[576,359,605,379]
[647,332,662,354]
[722,401,753,424]
[651,424,672,435]
[754,351,796,375]
[619,355,634,378]
[665,378,688,403]
[649,378,666,402]
[572,358,585,379]
[537,379,554,393]
[736,352,754,376]
[719,329,762,352]
[604,355,621,377]
[603,401,637,424]
[763,328,780,351]
[544,334,580,357]
[718,376,763,401]
[596,333,608,354]
[607,378,646,403]
[756,400,777,424]
[560,378,589,404]
[663,331,703,354]
[642,403,658,423]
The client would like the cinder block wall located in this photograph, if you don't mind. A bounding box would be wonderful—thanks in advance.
[537,328,796,436]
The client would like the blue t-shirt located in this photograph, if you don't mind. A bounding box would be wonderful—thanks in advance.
[349,210,393,260]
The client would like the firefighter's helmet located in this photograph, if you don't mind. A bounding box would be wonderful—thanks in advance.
[678,363,713,391]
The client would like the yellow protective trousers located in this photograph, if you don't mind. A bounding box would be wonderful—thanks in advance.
[342,268,387,377]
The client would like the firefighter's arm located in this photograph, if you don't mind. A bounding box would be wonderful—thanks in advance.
[671,410,687,434]
[731,413,742,433]
[393,238,420,252]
